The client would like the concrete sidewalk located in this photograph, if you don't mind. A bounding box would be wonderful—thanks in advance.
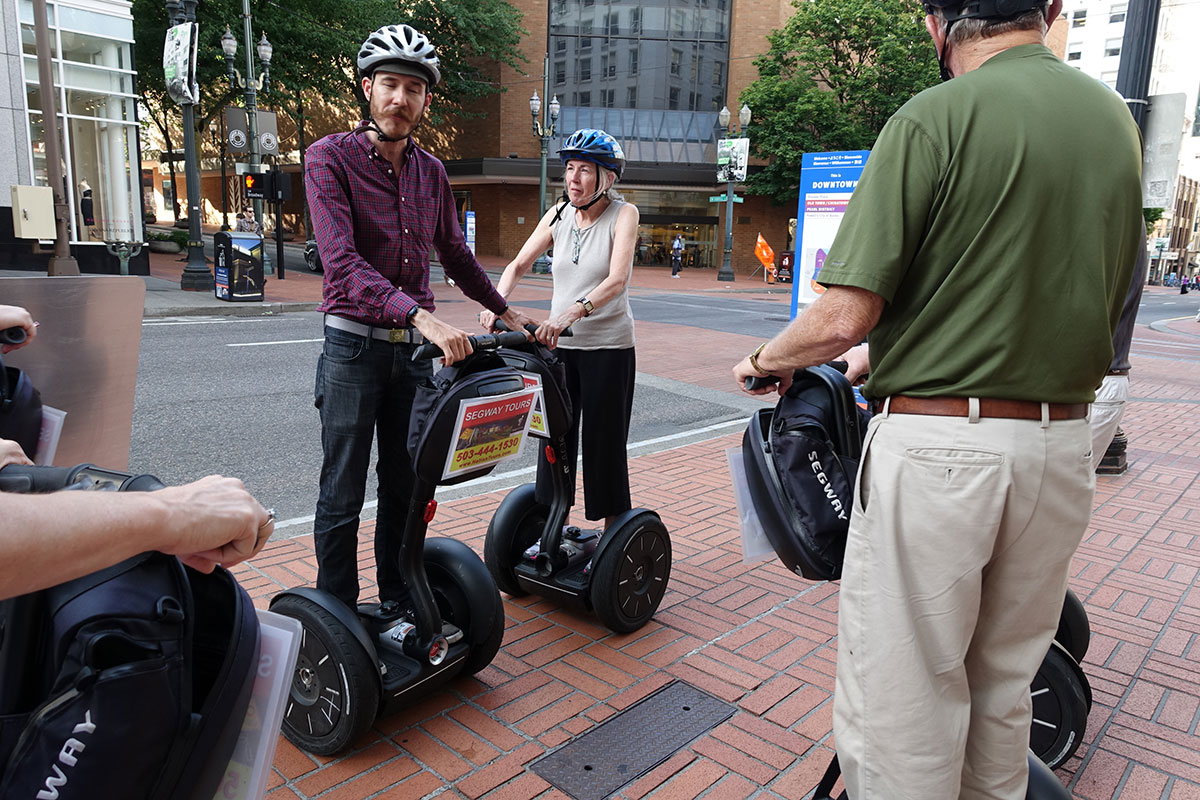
[198,276,1200,798]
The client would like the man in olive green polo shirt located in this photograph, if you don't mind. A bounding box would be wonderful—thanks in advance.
[732,0,1142,797]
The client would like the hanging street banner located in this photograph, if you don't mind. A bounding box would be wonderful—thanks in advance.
[224,108,280,156]
[716,138,749,183]
[163,22,198,105]
[792,151,870,315]
[443,388,541,479]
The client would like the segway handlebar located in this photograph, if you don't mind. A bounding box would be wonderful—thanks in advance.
[0,463,165,494]
[1,326,27,346]
[743,359,848,391]
[411,330,533,362]
[491,320,573,338]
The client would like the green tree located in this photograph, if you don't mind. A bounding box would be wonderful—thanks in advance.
[133,0,526,220]
[740,0,940,205]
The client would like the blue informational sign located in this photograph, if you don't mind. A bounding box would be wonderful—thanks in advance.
[465,210,477,255]
[792,151,871,318]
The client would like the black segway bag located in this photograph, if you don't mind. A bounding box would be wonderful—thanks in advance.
[408,352,529,486]
[0,553,260,800]
[741,365,867,581]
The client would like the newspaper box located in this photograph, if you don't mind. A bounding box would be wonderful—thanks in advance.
[214,231,265,302]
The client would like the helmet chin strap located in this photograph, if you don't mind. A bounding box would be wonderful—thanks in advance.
[937,20,957,81]
[364,118,410,143]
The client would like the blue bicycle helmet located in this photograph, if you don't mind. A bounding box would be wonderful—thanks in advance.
[559,129,626,179]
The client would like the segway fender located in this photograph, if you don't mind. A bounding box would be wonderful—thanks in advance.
[1026,752,1070,800]
[593,507,660,563]
[269,587,381,680]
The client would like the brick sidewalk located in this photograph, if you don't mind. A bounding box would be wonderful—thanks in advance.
[209,272,1200,799]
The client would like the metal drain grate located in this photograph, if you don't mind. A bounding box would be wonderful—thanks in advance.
[531,681,735,800]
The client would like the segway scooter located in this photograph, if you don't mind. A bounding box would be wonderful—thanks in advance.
[482,325,672,633]
[741,366,1092,772]
[270,329,538,756]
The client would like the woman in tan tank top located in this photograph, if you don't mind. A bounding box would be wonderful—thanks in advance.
[480,129,639,531]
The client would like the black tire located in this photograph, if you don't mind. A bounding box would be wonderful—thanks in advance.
[272,594,380,756]
[484,483,548,597]
[1055,588,1091,665]
[425,538,505,674]
[304,240,322,272]
[1029,641,1089,770]
[590,512,672,633]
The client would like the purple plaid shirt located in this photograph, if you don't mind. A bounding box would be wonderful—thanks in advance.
[306,126,506,326]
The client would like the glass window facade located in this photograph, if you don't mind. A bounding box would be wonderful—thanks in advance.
[549,0,731,165]
[19,0,142,244]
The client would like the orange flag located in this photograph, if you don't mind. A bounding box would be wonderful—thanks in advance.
[755,233,776,272]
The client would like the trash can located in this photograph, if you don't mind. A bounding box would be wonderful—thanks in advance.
[214,232,265,302]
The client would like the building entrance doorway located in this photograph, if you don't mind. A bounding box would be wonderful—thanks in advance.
[635,222,716,270]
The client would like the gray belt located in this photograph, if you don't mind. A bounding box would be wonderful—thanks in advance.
[324,314,425,344]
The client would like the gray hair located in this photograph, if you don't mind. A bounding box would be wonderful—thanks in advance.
[936,8,1048,47]
[597,166,624,203]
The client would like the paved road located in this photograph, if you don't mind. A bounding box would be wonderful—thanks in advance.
[130,309,769,537]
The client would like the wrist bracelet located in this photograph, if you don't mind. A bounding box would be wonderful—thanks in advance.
[748,342,771,376]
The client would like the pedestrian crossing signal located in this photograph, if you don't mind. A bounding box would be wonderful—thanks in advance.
[243,172,270,200]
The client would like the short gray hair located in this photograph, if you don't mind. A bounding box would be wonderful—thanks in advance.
[936,7,1048,47]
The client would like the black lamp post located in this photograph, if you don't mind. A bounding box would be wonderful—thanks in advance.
[221,18,273,272]
[167,0,213,290]
[208,118,230,231]
[716,103,751,283]
[529,59,560,275]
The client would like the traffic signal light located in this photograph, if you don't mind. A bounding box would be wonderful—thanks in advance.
[243,172,271,200]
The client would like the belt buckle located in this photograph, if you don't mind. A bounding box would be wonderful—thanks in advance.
[387,329,407,344]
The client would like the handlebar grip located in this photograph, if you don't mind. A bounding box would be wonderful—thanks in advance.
[744,375,781,391]
[828,360,849,374]
[492,321,573,337]
[0,464,165,493]
[1,326,27,346]
[412,330,533,361]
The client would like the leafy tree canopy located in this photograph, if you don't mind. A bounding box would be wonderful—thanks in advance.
[133,0,526,143]
[740,0,940,205]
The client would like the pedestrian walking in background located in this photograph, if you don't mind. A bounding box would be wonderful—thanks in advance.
[732,0,1143,796]
[481,128,639,531]
[671,233,684,278]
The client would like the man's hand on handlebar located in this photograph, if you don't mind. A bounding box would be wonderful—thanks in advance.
[0,438,32,469]
[155,475,275,574]
[0,304,37,354]
[411,308,473,366]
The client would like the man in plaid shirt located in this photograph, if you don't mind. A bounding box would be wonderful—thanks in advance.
[306,23,535,609]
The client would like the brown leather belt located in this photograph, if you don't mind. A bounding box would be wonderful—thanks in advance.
[885,396,1088,421]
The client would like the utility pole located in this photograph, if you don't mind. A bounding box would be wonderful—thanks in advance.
[1115,0,1161,131]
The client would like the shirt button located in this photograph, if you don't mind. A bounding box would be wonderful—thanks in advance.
[404,228,409,234]
[404,258,409,264]
[388,169,393,174]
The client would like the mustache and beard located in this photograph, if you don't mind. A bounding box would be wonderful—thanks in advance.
[367,92,426,142]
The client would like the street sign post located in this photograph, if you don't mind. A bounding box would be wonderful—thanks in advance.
[708,194,743,204]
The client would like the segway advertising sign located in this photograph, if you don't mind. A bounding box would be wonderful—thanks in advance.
[444,388,542,478]
[793,150,870,316]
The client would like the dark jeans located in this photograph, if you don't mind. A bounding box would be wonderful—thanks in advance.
[536,347,636,521]
[313,327,431,607]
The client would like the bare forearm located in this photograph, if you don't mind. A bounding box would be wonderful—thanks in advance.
[757,287,882,372]
[0,492,172,598]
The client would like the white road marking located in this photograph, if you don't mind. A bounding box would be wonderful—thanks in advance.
[227,338,324,347]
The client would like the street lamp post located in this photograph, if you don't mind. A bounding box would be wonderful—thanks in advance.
[208,118,230,231]
[716,103,751,283]
[167,0,212,290]
[221,16,273,273]
[529,56,560,275]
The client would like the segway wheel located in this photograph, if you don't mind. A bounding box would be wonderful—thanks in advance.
[590,511,671,633]
[1029,641,1089,770]
[1055,588,1090,665]
[484,483,549,596]
[272,594,380,756]
[425,538,505,674]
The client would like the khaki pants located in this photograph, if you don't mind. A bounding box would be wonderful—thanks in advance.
[833,406,1094,800]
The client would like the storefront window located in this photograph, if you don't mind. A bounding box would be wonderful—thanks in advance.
[20,3,141,245]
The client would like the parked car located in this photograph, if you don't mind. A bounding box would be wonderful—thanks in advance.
[304,239,322,273]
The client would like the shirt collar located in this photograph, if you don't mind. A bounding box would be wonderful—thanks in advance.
[351,121,423,168]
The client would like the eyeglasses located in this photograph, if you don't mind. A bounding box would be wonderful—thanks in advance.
[572,227,581,264]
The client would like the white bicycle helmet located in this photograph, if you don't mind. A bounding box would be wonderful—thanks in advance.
[358,24,442,87]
